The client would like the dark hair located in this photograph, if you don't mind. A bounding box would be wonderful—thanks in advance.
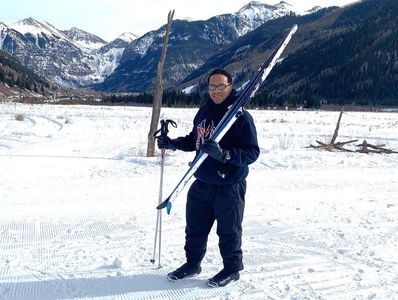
[207,69,232,84]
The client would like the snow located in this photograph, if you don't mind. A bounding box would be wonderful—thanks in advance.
[79,47,125,84]
[0,29,6,49]
[118,32,139,43]
[4,18,127,87]
[237,1,295,23]
[11,19,70,44]
[0,22,8,47]
[130,32,156,56]
[11,19,49,36]
[182,85,197,94]
[239,3,264,21]
[62,27,107,52]
[73,40,106,52]
[0,103,397,299]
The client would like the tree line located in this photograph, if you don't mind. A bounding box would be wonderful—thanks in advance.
[0,49,52,94]
[102,87,397,109]
[103,90,208,107]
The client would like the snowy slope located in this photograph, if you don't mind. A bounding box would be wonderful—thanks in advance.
[0,103,397,299]
[118,32,139,43]
[236,1,296,35]
[11,18,69,42]
[0,18,138,87]
[61,27,108,51]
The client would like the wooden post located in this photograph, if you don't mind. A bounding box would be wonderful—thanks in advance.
[146,10,175,157]
[329,110,343,145]
[310,110,357,152]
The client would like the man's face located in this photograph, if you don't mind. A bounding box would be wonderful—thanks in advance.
[208,74,233,104]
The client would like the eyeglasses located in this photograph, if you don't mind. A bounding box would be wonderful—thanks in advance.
[208,83,231,91]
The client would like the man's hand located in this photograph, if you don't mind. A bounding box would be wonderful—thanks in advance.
[157,136,177,151]
[201,140,230,162]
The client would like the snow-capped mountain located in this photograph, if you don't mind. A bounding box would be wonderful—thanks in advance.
[2,1,297,91]
[1,1,322,92]
[118,32,139,43]
[305,6,323,14]
[61,27,107,51]
[90,33,141,85]
[1,18,86,87]
[235,1,296,35]
[11,17,69,44]
[0,18,138,87]
[0,22,11,49]
[96,1,298,92]
[0,47,56,98]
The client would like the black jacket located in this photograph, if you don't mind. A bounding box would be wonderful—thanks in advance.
[174,90,260,185]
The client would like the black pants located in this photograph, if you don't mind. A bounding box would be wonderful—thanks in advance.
[184,179,246,273]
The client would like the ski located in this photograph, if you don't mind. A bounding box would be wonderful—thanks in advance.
[157,24,298,214]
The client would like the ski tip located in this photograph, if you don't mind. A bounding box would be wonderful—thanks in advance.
[156,198,169,210]
[166,201,172,215]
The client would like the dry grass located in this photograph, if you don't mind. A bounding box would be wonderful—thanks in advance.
[15,114,24,121]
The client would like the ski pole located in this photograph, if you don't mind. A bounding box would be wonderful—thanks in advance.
[150,119,177,267]
[150,148,164,267]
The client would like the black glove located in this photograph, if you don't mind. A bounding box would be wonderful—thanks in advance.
[157,136,177,150]
[201,140,230,163]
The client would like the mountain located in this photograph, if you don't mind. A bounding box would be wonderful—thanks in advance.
[61,27,107,51]
[176,0,397,107]
[90,33,141,85]
[2,18,95,86]
[94,1,298,92]
[180,7,338,88]
[253,0,398,107]
[0,48,57,99]
[305,6,323,14]
[0,18,138,87]
[233,1,297,35]
[1,1,316,93]
[118,32,139,43]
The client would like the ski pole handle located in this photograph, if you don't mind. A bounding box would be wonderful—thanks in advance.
[154,119,177,139]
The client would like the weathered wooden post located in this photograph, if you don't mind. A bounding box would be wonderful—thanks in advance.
[146,10,175,157]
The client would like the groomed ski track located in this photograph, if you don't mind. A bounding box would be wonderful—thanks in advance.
[0,104,397,299]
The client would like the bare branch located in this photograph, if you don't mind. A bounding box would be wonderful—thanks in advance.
[310,111,359,152]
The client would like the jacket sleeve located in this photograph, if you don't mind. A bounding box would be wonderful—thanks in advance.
[222,112,260,166]
[172,114,198,152]
[173,132,196,152]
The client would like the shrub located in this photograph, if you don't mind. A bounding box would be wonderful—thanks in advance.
[15,114,24,121]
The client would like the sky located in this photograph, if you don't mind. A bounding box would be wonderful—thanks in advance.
[0,0,359,42]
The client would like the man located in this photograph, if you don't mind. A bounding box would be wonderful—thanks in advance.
[157,69,259,287]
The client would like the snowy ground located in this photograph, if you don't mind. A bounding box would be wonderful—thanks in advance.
[0,103,397,300]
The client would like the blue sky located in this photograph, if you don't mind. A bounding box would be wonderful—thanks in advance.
[0,0,359,41]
